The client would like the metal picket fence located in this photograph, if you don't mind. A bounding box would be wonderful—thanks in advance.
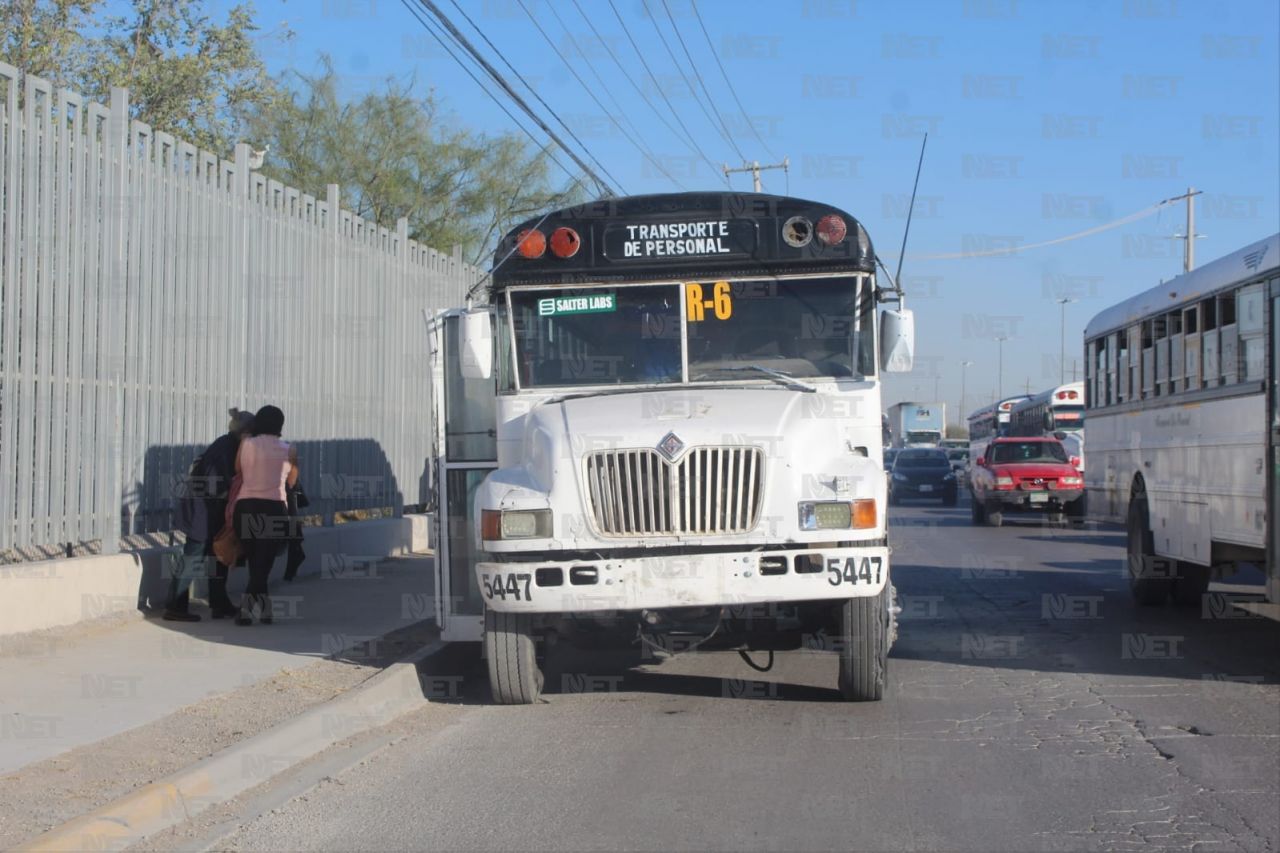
[0,65,481,560]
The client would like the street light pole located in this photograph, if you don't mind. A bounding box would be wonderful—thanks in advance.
[1056,297,1076,385]
[960,360,973,424]
[994,336,1009,402]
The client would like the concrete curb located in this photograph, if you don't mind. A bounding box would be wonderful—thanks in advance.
[18,639,448,852]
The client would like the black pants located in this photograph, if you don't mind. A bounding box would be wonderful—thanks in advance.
[165,539,233,612]
[234,498,288,596]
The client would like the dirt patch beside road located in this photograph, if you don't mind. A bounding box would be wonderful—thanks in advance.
[0,619,438,849]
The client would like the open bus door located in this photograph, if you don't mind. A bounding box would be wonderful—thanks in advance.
[430,309,497,642]
[1269,281,1280,605]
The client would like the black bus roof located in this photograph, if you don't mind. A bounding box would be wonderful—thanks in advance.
[489,192,875,294]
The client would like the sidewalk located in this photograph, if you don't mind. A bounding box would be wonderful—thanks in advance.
[0,552,437,777]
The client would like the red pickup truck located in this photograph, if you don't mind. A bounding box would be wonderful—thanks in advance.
[969,437,1084,527]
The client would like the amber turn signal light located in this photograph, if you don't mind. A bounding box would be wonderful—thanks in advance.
[549,227,581,258]
[516,229,546,258]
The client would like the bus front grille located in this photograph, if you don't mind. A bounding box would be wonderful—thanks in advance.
[584,447,764,536]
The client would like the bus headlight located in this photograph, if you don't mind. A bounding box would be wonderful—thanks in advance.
[798,500,877,530]
[481,509,552,540]
[995,476,1014,489]
[1058,476,1083,487]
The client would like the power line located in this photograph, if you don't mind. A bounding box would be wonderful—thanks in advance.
[690,0,779,163]
[569,0,726,187]
[410,0,617,197]
[606,0,726,182]
[641,0,744,162]
[909,196,1187,260]
[445,0,625,196]
[542,1,662,170]
[516,0,687,190]
[653,0,746,162]
[397,0,581,186]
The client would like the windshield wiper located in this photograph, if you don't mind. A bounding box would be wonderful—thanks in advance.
[692,364,816,392]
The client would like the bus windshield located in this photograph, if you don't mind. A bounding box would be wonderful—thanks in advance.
[508,276,872,389]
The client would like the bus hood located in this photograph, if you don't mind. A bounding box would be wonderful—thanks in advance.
[513,385,882,500]
[479,384,887,548]
[555,386,870,455]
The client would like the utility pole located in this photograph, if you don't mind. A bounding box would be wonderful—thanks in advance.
[1056,297,1076,385]
[960,360,973,429]
[723,158,789,192]
[1164,186,1203,273]
[994,335,1009,403]
[1184,185,1197,272]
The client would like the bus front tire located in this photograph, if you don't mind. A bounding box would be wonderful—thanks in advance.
[1171,561,1211,606]
[838,586,891,702]
[985,504,1004,528]
[485,608,543,705]
[1127,494,1170,606]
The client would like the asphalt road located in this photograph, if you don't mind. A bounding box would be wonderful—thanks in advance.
[203,500,1280,852]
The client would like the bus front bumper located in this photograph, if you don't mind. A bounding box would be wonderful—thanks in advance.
[475,545,890,614]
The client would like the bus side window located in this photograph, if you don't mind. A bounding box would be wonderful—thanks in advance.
[1107,331,1119,405]
[1128,325,1142,400]
[1238,283,1266,382]
[1153,314,1169,397]
[1184,305,1200,390]
[1084,340,1095,408]
[1144,319,1157,397]
[1117,330,1129,402]
[1168,311,1183,394]
[1220,292,1238,385]
[1095,338,1108,407]
[1202,298,1220,387]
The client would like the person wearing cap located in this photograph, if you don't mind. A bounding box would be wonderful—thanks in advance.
[163,409,254,621]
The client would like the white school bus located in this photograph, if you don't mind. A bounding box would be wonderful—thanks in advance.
[1083,233,1280,612]
[429,192,917,703]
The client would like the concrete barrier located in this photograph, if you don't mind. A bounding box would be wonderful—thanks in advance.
[0,555,143,636]
[0,514,434,638]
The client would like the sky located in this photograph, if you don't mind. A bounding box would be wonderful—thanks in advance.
[196,0,1277,421]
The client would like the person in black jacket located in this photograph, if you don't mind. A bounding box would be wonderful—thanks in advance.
[163,409,254,621]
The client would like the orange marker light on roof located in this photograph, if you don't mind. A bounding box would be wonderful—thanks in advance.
[516,229,546,259]
[549,227,581,258]
[815,214,847,245]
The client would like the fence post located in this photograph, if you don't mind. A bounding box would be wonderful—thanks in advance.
[101,86,130,554]
[233,143,251,404]
[326,183,340,525]
[395,217,410,518]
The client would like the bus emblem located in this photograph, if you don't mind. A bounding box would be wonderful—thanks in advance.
[658,432,685,461]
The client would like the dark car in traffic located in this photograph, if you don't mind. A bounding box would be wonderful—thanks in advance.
[889,448,958,506]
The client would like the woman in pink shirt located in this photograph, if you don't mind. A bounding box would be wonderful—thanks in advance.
[233,405,299,625]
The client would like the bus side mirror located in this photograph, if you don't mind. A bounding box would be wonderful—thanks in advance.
[1070,456,1082,469]
[879,308,915,373]
[976,456,986,466]
[459,309,493,380]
